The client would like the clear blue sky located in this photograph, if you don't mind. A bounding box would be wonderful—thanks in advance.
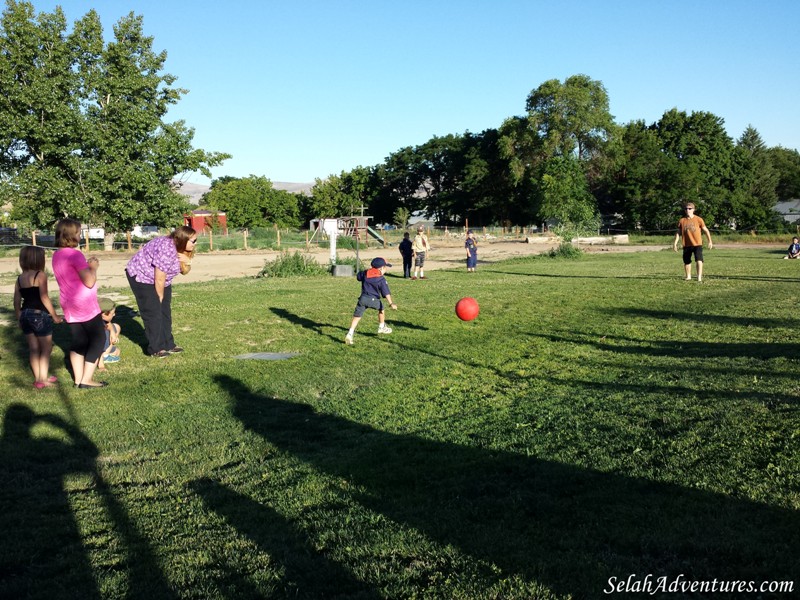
[30,0,800,186]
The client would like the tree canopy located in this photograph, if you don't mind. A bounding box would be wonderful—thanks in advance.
[0,1,230,232]
[204,175,300,228]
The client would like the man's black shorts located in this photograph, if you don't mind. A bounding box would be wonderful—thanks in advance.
[682,246,704,264]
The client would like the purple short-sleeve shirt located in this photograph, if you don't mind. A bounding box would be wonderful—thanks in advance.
[125,236,180,286]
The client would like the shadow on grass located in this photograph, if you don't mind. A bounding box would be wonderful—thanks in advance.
[213,375,799,598]
[113,304,149,356]
[190,478,380,599]
[480,268,665,280]
[602,307,800,329]
[269,307,343,342]
[0,401,177,599]
[270,307,429,340]
[535,330,797,361]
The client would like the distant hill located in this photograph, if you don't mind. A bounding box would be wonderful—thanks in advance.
[174,180,314,205]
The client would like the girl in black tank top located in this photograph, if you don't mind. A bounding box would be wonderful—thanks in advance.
[13,246,63,388]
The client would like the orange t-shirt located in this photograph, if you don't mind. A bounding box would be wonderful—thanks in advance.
[677,216,705,247]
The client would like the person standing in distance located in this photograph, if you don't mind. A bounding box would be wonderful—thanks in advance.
[411,225,429,280]
[673,202,713,282]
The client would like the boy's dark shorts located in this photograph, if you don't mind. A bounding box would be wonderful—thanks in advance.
[353,294,383,317]
[683,246,704,264]
[19,309,54,337]
[414,251,426,267]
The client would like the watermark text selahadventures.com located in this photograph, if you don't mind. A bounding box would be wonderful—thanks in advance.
[605,574,794,595]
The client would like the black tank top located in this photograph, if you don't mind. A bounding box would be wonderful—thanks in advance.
[18,272,47,312]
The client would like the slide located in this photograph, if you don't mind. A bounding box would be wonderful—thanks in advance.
[366,226,385,245]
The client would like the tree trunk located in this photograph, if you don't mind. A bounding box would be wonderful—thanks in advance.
[104,232,115,252]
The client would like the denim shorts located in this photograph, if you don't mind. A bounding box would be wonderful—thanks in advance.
[353,294,383,317]
[19,309,54,337]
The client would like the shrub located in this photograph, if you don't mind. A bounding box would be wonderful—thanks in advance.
[331,255,365,272]
[256,251,328,278]
[546,242,583,259]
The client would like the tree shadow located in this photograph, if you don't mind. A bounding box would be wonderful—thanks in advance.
[480,269,664,280]
[190,477,380,599]
[531,329,797,361]
[0,401,178,599]
[601,307,800,329]
[214,375,799,598]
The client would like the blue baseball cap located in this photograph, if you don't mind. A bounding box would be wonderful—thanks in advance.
[371,257,392,268]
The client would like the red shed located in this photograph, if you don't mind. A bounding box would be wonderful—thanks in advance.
[184,210,228,234]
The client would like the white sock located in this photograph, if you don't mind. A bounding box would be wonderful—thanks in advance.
[347,328,354,336]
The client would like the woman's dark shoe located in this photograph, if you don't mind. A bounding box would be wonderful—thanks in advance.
[77,382,109,389]
[152,350,170,358]
[168,346,184,354]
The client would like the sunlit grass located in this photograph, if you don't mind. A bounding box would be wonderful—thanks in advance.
[0,248,797,599]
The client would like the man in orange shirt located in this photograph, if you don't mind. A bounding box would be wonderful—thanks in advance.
[673,202,713,282]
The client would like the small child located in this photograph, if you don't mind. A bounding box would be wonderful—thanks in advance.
[97,297,121,370]
[785,237,800,259]
[13,246,63,388]
[465,230,478,272]
[345,257,397,345]
[399,232,413,278]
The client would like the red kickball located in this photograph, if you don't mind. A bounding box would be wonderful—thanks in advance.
[455,297,480,321]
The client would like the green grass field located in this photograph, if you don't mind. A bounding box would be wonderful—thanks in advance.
[1,247,798,599]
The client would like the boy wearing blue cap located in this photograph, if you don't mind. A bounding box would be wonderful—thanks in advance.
[345,257,397,345]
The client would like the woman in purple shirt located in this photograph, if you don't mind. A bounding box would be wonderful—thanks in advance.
[126,226,197,358]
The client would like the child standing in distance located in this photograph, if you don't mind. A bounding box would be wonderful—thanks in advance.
[13,246,63,388]
[345,257,397,345]
[398,232,413,278]
[97,297,121,370]
[465,230,478,272]
[673,202,713,282]
[785,237,800,259]
[412,225,429,280]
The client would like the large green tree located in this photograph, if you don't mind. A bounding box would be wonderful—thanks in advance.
[769,146,800,202]
[650,109,734,225]
[525,74,616,162]
[204,176,300,228]
[728,126,780,230]
[0,1,229,233]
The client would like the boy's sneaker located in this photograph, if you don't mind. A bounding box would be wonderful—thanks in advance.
[103,354,120,363]
[345,334,354,345]
[377,325,392,334]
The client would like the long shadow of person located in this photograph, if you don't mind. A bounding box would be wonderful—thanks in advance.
[269,307,343,343]
[0,403,178,600]
[0,404,102,599]
[215,375,799,598]
[190,477,380,599]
